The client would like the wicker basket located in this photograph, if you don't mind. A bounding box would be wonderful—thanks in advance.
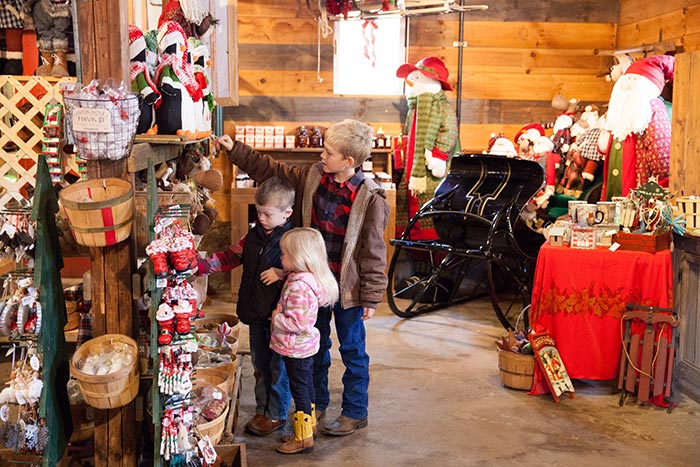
[196,401,229,445]
[69,334,140,409]
[676,196,700,232]
[193,367,231,394]
[497,349,535,390]
[194,313,240,339]
[59,178,133,247]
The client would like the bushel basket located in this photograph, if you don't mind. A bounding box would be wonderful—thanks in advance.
[497,349,534,390]
[69,334,139,409]
[59,178,133,247]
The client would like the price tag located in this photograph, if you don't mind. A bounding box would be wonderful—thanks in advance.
[609,242,621,252]
[30,355,40,371]
[22,296,33,306]
[156,278,167,288]
[183,411,193,423]
[159,217,173,228]
[72,108,113,133]
[212,390,222,400]
[179,352,191,363]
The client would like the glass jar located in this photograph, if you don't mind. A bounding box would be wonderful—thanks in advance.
[297,126,310,148]
[310,126,323,148]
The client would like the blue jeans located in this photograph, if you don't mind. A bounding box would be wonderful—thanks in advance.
[313,303,369,420]
[282,355,315,415]
[248,323,291,421]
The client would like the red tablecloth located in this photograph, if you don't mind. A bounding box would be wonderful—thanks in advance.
[528,244,673,394]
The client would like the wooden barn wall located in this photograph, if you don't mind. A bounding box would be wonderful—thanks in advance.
[617,0,700,51]
[217,0,618,222]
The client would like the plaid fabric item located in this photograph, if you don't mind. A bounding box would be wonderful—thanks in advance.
[312,170,363,277]
[76,300,92,348]
[574,128,603,162]
[0,0,24,29]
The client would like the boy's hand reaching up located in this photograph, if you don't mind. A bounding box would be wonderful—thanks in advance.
[216,134,233,152]
[260,267,284,286]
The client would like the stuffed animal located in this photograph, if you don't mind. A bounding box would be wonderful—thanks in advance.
[514,123,545,158]
[23,0,71,77]
[603,55,674,198]
[187,37,214,137]
[155,21,201,136]
[395,56,459,239]
[488,137,518,157]
[129,24,161,135]
[158,0,213,39]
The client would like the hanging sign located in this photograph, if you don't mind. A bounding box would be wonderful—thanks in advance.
[72,108,113,133]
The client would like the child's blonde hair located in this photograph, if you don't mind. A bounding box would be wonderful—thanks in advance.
[280,228,339,307]
[324,119,374,168]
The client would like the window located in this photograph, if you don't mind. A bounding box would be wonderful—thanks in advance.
[333,17,406,96]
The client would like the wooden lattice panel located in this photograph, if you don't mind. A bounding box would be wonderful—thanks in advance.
[0,75,76,208]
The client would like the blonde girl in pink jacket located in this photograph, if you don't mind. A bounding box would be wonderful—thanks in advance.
[270,227,338,454]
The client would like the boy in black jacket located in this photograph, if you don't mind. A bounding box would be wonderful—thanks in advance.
[198,177,295,436]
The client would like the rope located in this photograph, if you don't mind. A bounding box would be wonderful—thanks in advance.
[620,318,667,383]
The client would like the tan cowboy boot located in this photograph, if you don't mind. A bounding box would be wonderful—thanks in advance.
[51,51,69,78]
[35,50,53,76]
[277,411,314,454]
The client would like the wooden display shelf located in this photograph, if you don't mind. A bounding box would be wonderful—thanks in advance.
[229,186,396,302]
[245,148,393,174]
[127,136,211,173]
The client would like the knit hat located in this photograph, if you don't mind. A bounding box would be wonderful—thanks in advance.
[396,56,453,91]
[157,20,187,56]
[129,25,146,61]
[624,55,675,93]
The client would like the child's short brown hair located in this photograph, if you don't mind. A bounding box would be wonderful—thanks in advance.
[254,176,295,210]
[324,119,374,168]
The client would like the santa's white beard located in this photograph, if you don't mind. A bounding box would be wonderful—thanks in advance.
[605,75,660,140]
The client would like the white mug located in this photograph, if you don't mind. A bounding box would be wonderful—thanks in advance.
[576,203,604,228]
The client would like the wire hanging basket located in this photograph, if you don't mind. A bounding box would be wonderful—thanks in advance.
[63,93,140,161]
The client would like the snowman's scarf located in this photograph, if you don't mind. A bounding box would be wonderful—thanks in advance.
[407,91,447,194]
[155,53,201,100]
[130,61,162,106]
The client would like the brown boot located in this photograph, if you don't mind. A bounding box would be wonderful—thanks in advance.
[35,50,53,76]
[277,411,314,454]
[51,51,69,77]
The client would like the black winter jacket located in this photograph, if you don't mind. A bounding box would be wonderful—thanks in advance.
[236,219,293,325]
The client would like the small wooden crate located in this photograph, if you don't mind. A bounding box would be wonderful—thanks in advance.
[212,443,247,467]
[497,349,535,390]
[676,196,700,232]
[612,231,672,253]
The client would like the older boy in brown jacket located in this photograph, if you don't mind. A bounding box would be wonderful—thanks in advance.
[218,119,388,437]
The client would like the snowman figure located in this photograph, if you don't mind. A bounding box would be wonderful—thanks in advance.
[187,37,214,137]
[155,21,201,136]
[129,24,161,134]
[395,56,459,239]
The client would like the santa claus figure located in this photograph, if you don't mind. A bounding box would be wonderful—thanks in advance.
[395,56,459,239]
[604,55,674,199]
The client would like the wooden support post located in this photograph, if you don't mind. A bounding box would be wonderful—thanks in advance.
[75,1,136,465]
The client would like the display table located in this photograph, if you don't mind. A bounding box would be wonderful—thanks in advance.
[528,244,673,393]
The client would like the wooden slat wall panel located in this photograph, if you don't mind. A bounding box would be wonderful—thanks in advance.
[617,2,700,51]
[618,0,700,26]
[222,0,620,227]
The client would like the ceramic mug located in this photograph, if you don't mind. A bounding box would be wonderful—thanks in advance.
[596,201,617,224]
[576,203,604,227]
[568,200,587,222]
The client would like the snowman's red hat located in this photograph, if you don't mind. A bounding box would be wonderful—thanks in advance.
[396,56,453,91]
[129,25,146,61]
[157,20,187,55]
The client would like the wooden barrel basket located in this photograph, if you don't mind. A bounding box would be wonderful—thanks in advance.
[69,334,140,409]
[497,349,535,390]
[59,178,133,247]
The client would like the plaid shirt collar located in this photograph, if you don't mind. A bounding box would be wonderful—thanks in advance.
[320,169,364,193]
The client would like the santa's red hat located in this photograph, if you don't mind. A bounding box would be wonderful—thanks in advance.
[624,55,674,93]
[396,56,453,91]
[514,123,545,146]
[129,25,147,61]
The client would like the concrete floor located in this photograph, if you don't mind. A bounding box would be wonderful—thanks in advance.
[216,297,700,467]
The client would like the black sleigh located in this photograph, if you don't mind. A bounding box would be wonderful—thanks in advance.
[387,154,546,330]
